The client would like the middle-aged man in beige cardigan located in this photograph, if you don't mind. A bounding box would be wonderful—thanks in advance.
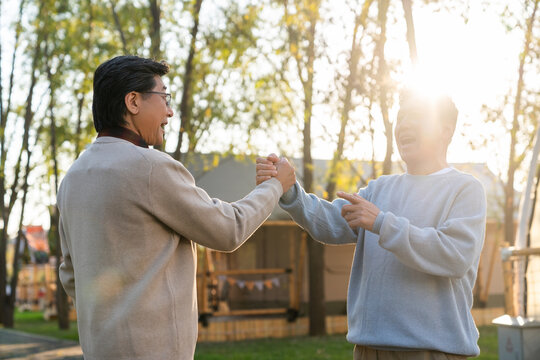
[57,55,296,360]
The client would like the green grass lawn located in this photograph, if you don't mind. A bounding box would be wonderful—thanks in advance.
[6,311,499,359]
[194,327,500,360]
[9,310,79,341]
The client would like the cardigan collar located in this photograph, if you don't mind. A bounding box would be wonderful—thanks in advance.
[97,127,149,148]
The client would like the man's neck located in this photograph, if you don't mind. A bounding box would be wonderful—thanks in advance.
[406,159,448,175]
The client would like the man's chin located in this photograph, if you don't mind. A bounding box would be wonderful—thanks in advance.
[400,153,421,167]
[151,135,164,147]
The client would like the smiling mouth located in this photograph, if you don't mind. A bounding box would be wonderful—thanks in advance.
[400,136,416,146]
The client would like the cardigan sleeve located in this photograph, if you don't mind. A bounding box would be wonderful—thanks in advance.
[148,156,283,252]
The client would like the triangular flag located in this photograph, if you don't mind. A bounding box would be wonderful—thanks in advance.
[264,279,273,289]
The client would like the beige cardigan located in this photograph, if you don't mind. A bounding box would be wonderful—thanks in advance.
[58,137,283,360]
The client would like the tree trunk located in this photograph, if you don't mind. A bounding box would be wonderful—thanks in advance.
[110,0,128,54]
[282,0,325,336]
[74,95,85,158]
[46,69,70,330]
[50,206,70,329]
[401,0,418,65]
[508,0,538,317]
[5,127,35,328]
[173,0,203,161]
[149,0,165,151]
[505,0,538,247]
[376,0,392,175]
[149,0,161,59]
[299,1,326,337]
[43,36,69,326]
[74,0,93,159]
[0,5,39,322]
[325,0,372,199]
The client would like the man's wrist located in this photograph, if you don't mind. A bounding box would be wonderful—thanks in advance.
[372,211,384,234]
[279,182,298,204]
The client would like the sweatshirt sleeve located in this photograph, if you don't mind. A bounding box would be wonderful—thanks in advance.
[279,182,358,245]
[376,180,486,278]
[58,215,76,301]
[148,156,283,252]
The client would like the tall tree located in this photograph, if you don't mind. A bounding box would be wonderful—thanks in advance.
[45,54,70,330]
[374,0,393,175]
[72,0,96,159]
[148,0,164,151]
[0,0,42,326]
[505,0,538,250]
[40,0,73,329]
[325,0,374,200]
[110,0,128,53]
[169,2,270,162]
[281,0,325,336]
[401,0,418,65]
[7,124,42,329]
[173,0,203,161]
[149,0,162,59]
[507,0,539,316]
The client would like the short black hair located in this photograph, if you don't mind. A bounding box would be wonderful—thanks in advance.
[397,89,458,132]
[92,55,169,132]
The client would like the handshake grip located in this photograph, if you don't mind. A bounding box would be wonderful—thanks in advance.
[255,153,296,193]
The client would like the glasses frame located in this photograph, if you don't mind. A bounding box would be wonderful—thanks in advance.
[143,91,172,107]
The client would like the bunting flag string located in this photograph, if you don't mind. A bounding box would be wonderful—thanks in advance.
[217,275,281,291]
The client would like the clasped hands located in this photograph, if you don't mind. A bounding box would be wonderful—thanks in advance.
[256,154,380,232]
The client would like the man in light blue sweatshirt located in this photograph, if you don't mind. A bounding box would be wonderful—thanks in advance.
[256,90,486,359]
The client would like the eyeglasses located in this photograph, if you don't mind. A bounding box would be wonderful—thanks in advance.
[143,91,172,107]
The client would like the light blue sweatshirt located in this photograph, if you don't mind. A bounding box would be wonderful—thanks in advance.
[279,169,486,356]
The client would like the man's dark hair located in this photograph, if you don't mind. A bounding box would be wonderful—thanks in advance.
[397,88,458,133]
[92,56,170,132]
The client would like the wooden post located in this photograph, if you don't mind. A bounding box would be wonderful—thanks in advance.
[201,248,210,314]
[474,251,484,305]
[288,228,296,311]
[480,224,501,305]
[296,232,308,310]
[206,248,218,311]
[32,264,39,311]
[501,242,515,316]
[19,266,28,307]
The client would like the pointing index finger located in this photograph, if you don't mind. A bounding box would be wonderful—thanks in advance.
[336,191,362,204]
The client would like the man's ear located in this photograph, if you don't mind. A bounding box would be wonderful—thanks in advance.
[125,92,140,115]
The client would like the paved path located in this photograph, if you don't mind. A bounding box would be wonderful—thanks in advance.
[0,329,83,360]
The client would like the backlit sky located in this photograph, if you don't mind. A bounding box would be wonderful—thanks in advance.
[310,1,523,172]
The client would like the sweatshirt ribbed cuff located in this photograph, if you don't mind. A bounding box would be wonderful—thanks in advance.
[372,211,384,234]
[279,182,299,204]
